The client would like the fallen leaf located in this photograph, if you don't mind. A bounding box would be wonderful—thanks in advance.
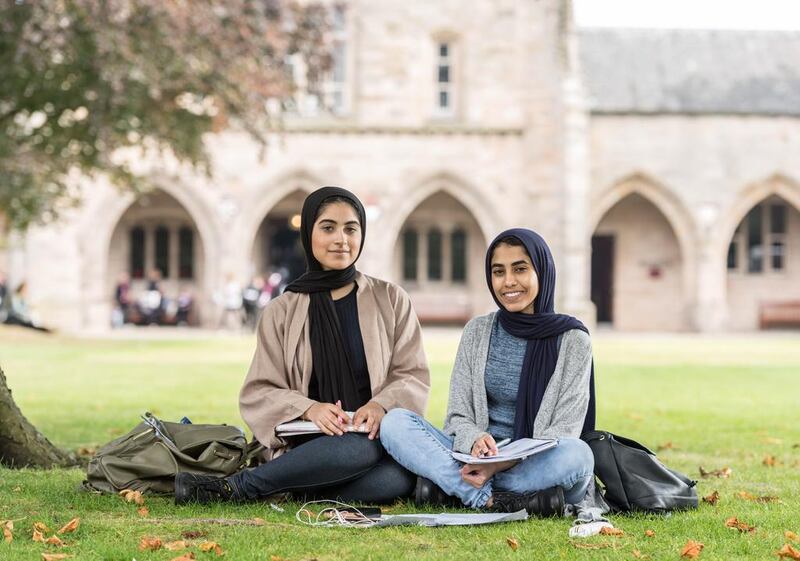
[506,537,519,550]
[762,437,783,445]
[644,529,656,537]
[600,527,625,536]
[3,520,14,543]
[34,522,50,534]
[736,491,779,503]
[33,529,45,542]
[270,556,285,561]
[12,486,22,492]
[725,517,756,533]
[763,455,781,467]
[253,518,266,526]
[699,466,732,478]
[169,554,196,561]
[182,530,207,539]
[793,443,800,449]
[57,518,79,535]
[45,535,65,547]
[165,540,189,551]
[702,491,720,505]
[777,544,800,560]
[120,489,145,505]
[680,540,704,559]
[41,555,74,561]
[656,441,676,452]
[139,537,163,551]
[632,549,649,559]
[787,531,799,542]
[137,506,150,517]
[199,541,224,556]
[76,446,97,457]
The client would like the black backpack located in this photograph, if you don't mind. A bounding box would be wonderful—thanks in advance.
[582,430,698,513]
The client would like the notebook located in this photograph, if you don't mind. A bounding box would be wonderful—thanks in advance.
[451,438,558,464]
[276,412,369,437]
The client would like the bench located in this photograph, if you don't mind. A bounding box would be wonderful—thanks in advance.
[759,300,800,329]
[408,290,472,325]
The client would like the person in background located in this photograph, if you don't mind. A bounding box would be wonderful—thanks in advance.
[112,272,131,327]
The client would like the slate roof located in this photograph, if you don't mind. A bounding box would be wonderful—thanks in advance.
[579,28,800,115]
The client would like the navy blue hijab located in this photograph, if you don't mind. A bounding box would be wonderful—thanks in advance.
[485,228,596,439]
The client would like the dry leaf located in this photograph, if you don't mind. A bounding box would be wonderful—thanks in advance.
[600,527,625,536]
[34,522,50,534]
[253,518,266,526]
[702,490,720,506]
[76,446,97,457]
[656,441,676,452]
[57,518,80,535]
[699,466,732,478]
[33,529,45,542]
[763,437,783,445]
[182,530,207,539]
[506,537,519,551]
[165,540,189,551]
[793,443,800,449]
[786,531,799,542]
[169,554,196,561]
[270,556,285,561]
[777,544,800,560]
[41,555,74,561]
[632,550,649,559]
[45,535,65,547]
[763,455,780,467]
[736,491,779,503]
[644,529,655,537]
[120,489,145,505]
[725,517,756,533]
[12,486,22,492]
[3,520,14,543]
[199,541,224,556]
[137,506,150,517]
[680,540,704,559]
[139,536,163,551]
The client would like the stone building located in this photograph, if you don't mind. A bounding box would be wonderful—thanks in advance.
[3,0,800,332]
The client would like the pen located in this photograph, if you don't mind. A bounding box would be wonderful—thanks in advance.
[495,438,511,449]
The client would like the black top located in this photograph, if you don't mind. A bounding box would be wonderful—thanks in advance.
[308,286,372,408]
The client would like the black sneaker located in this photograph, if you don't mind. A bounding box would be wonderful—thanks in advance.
[414,476,463,508]
[174,473,239,505]
[487,486,564,517]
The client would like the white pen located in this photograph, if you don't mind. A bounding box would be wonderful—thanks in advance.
[495,438,511,449]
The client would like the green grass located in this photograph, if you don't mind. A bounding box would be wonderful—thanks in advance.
[1,326,799,560]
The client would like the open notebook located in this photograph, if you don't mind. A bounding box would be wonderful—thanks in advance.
[276,412,369,437]
[451,438,558,464]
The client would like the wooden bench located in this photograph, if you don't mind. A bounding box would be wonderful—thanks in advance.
[759,300,800,329]
[408,291,472,325]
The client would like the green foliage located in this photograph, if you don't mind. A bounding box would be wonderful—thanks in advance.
[0,0,330,230]
[0,330,799,560]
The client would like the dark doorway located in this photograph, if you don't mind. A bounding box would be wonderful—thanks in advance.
[591,235,614,323]
[262,217,305,284]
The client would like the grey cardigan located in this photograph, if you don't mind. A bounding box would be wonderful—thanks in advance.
[443,312,593,453]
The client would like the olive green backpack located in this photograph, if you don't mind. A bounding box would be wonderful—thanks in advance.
[83,412,263,494]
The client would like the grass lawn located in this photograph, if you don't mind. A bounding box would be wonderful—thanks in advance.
[1,326,799,560]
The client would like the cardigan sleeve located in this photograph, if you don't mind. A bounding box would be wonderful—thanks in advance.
[369,284,430,415]
[535,329,593,439]
[443,319,490,454]
[238,300,316,449]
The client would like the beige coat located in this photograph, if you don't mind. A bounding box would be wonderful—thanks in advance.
[239,272,430,459]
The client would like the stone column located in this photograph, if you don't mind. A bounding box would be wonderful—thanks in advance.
[693,206,729,331]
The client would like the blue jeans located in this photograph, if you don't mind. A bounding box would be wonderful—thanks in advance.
[380,408,594,508]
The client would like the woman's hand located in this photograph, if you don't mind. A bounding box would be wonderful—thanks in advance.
[302,402,349,436]
[460,460,518,488]
[471,434,498,457]
[352,401,386,440]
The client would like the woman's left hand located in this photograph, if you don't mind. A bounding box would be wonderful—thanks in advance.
[460,460,518,488]
[352,401,386,440]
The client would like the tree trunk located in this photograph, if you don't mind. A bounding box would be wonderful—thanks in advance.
[0,365,75,468]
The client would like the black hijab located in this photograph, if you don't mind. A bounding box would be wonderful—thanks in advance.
[285,186,367,411]
[485,228,596,439]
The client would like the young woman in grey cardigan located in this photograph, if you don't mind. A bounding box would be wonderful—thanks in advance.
[381,228,596,515]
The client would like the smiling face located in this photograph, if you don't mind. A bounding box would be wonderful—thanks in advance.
[490,242,539,314]
[310,201,362,271]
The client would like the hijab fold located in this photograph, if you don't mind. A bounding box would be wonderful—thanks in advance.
[485,228,596,439]
[284,186,367,411]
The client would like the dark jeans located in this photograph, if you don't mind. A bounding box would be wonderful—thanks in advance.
[228,433,415,504]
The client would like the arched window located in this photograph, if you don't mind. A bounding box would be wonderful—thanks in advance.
[451,228,467,283]
[427,229,443,281]
[155,225,170,278]
[130,227,145,279]
[728,200,788,274]
[402,229,418,281]
[179,227,194,279]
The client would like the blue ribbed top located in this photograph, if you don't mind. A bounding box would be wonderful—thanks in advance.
[484,320,527,440]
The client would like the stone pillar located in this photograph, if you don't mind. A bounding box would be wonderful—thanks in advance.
[693,241,728,332]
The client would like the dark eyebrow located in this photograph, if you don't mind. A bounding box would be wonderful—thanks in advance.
[318,219,360,226]
[491,260,529,269]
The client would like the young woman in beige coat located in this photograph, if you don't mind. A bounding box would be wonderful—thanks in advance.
[175,186,430,505]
